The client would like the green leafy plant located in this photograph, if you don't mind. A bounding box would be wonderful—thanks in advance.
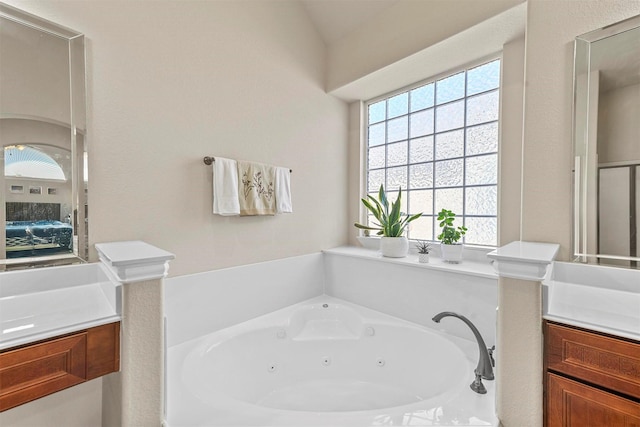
[354,185,422,237]
[437,209,467,244]
[416,240,431,254]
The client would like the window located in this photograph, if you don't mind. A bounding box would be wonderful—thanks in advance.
[4,144,67,181]
[365,59,500,246]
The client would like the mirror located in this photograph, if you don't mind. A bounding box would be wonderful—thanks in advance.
[0,3,87,270]
[573,15,640,268]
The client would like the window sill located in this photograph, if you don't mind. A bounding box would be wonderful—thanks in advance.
[325,245,498,280]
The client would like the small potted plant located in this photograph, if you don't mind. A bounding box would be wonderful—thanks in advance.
[354,185,422,258]
[437,209,467,263]
[416,240,431,263]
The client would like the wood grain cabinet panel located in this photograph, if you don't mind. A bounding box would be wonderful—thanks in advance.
[546,322,640,399]
[545,321,640,427]
[0,322,120,412]
[547,373,640,427]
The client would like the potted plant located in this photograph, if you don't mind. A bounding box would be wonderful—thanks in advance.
[416,240,431,263]
[354,185,422,258]
[437,209,467,263]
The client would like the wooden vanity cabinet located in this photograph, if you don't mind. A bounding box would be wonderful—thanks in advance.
[0,322,120,412]
[544,321,640,427]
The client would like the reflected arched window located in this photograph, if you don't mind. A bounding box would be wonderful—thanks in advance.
[4,144,67,181]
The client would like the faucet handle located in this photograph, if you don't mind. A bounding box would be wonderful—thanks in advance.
[487,345,496,367]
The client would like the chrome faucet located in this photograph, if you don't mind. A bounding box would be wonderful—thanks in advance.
[432,311,495,394]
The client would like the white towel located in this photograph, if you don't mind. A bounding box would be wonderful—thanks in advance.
[212,157,240,216]
[275,166,292,213]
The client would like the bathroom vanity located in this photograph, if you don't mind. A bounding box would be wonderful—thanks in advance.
[0,262,121,411]
[544,321,640,426]
[0,322,119,411]
[542,262,640,426]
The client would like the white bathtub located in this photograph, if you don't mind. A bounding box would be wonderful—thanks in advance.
[166,296,497,426]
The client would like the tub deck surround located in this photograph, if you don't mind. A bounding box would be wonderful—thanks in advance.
[166,296,498,427]
[326,246,497,279]
[0,262,121,351]
[487,241,560,281]
[323,247,498,346]
[542,261,640,341]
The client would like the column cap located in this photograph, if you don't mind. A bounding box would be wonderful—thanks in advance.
[95,240,175,283]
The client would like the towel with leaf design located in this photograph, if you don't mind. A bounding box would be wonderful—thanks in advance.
[237,160,276,216]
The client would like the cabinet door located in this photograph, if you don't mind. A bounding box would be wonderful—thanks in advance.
[547,373,640,427]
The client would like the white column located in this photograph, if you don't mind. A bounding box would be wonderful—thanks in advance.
[96,241,174,427]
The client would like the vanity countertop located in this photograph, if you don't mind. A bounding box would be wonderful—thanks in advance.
[542,261,640,341]
[0,262,121,351]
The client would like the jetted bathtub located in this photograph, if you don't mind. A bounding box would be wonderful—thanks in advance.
[165,296,497,426]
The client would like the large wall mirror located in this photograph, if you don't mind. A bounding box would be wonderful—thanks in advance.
[0,3,87,270]
[573,15,640,268]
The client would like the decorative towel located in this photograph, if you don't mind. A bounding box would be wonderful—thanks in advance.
[237,161,276,216]
[275,167,293,213]
[212,157,240,216]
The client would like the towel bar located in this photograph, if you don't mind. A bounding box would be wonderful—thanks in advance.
[203,156,291,173]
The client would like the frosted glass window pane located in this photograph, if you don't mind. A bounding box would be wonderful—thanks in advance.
[466,186,497,216]
[435,188,463,216]
[387,166,407,189]
[435,100,464,132]
[385,190,407,214]
[409,163,433,189]
[467,60,500,96]
[410,83,434,112]
[387,141,408,167]
[410,109,434,138]
[369,100,386,124]
[388,93,408,118]
[368,122,385,146]
[388,116,408,142]
[464,217,497,246]
[466,122,498,155]
[409,136,434,163]
[466,154,497,185]
[368,169,384,192]
[436,72,465,105]
[408,216,433,241]
[467,90,499,126]
[435,159,463,187]
[409,189,433,215]
[368,145,385,169]
[435,129,464,160]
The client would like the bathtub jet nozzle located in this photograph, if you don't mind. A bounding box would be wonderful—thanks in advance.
[432,311,495,394]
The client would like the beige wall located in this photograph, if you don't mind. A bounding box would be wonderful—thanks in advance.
[5,0,349,278]
[3,0,640,426]
[2,0,348,424]
[506,1,640,425]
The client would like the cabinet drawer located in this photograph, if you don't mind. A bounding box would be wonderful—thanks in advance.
[545,322,640,399]
[547,373,640,427]
[0,322,120,412]
[0,333,87,411]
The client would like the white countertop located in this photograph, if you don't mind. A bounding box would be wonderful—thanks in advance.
[542,262,640,341]
[0,262,121,351]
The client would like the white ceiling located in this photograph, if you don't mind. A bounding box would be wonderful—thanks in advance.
[301,0,399,45]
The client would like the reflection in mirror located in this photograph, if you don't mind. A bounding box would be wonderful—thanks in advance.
[573,15,640,268]
[0,3,87,270]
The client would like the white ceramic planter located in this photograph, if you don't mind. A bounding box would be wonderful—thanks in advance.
[441,243,463,263]
[418,253,430,263]
[380,236,409,258]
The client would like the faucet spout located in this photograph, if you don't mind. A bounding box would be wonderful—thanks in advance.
[432,311,495,394]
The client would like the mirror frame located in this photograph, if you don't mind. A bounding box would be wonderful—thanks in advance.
[572,14,640,267]
[0,3,88,270]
